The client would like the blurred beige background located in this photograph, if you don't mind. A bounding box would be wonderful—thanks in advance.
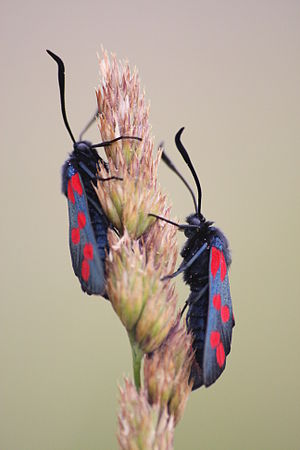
[1,1,300,449]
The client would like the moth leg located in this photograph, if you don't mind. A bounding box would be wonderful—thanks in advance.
[78,161,121,182]
[181,283,209,317]
[86,195,106,218]
[96,175,123,181]
[86,195,120,236]
[78,161,96,180]
[162,243,208,281]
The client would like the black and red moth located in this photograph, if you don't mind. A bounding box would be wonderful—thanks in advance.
[153,128,234,389]
[47,50,140,296]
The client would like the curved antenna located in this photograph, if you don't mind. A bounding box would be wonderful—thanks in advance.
[92,135,142,148]
[175,127,202,216]
[46,50,76,144]
[79,108,99,140]
[161,145,197,214]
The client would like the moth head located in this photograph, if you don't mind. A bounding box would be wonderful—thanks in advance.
[74,140,93,153]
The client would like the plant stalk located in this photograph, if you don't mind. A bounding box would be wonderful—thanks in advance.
[129,333,144,390]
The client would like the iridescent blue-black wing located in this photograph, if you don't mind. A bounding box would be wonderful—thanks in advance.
[186,287,208,390]
[202,236,234,386]
[66,169,106,295]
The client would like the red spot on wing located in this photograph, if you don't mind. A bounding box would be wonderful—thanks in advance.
[216,342,225,367]
[83,243,93,260]
[71,173,83,196]
[220,252,227,281]
[67,180,75,204]
[221,305,230,323]
[213,294,221,310]
[81,260,90,281]
[210,247,220,278]
[210,331,220,349]
[71,228,80,244]
[77,212,86,229]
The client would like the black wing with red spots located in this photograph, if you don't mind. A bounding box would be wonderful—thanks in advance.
[203,236,234,386]
[146,128,235,389]
[67,165,106,295]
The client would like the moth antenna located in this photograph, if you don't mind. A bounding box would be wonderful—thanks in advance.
[46,50,76,144]
[92,135,141,148]
[148,213,200,230]
[175,127,202,216]
[79,108,99,141]
[161,145,198,214]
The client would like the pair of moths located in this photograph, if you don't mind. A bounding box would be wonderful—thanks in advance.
[48,51,234,389]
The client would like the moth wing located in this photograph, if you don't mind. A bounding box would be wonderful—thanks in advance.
[186,289,207,389]
[67,172,106,295]
[203,237,234,386]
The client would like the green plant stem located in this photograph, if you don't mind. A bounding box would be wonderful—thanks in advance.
[129,334,144,390]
